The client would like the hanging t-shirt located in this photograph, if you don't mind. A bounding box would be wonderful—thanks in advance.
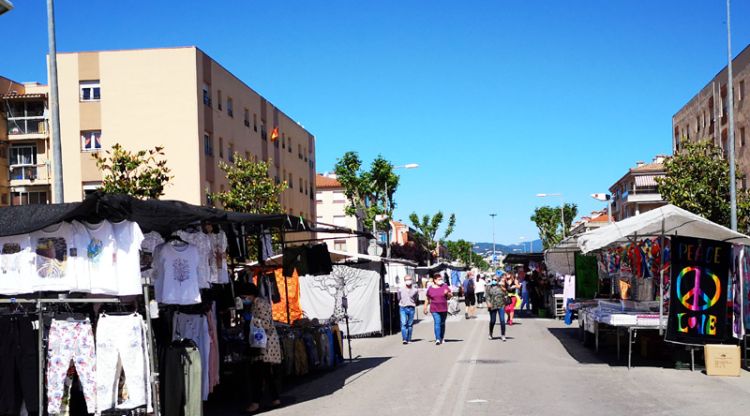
[153,242,202,305]
[29,221,88,292]
[0,234,34,294]
[210,231,229,284]
[175,230,211,288]
[81,221,118,294]
[113,220,145,296]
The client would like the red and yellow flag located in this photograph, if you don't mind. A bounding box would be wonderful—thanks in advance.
[270,127,279,141]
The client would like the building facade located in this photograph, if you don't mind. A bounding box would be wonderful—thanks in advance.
[24,46,317,218]
[0,76,52,206]
[672,44,750,189]
[315,173,362,254]
[608,156,667,221]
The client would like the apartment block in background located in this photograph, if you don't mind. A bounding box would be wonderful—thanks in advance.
[608,156,667,221]
[315,173,363,254]
[0,76,51,206]
[673,44,750,189]
[52,47,316,219]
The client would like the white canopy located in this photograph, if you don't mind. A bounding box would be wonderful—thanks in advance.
[577,204,750,253]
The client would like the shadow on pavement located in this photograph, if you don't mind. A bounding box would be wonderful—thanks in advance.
[205,357,391,415]
[547,327,682,368]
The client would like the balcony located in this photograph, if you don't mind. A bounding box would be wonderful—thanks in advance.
[7,117,48,140]
[9,164,50,184]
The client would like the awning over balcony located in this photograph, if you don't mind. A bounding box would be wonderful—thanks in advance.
[634,174,660,187]
[1,93,47,100]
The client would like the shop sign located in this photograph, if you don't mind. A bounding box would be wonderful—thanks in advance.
[666,236,729,344]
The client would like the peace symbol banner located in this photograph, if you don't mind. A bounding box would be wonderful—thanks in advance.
[666,236,730,344]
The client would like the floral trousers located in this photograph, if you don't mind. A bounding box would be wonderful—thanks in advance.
[47,319,97,415]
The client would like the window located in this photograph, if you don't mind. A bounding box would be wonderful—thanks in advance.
[10,145,37,180]
[261,124,267,141]
[11,191,47,206]
[217,90,223,111]
[334,240,346,251]
[253,113,258,132]
[304,179,308,195]
[218,137,224,158]
[80,81,101,101]
[740,80,745,101]
[298,143,303,160]
[80,130,102,151]
[228,143,234,162]
[244,109,250,127]
[304,146,308,162]
[227,97,233,117]
[742,127,747,147]
[281,134,285,149]
[202,84,211,106]
[245,151,251,161]
[204,133,213,156]
[288,173,293,189]
[299,178,303,193]
[288,137,292,153]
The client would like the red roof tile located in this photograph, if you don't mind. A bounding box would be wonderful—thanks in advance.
[316,174,342,189]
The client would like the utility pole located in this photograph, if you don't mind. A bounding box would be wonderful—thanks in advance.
[726,0,737,230]
[47,0,64,202]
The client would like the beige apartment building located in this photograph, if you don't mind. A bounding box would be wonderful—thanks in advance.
[315,173,362,253]
[0,76,52,205]
[673,44,749,189]
[0,47,316,219]
[608,156,667,221]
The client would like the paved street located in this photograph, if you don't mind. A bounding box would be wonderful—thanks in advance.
[228,311,750,416]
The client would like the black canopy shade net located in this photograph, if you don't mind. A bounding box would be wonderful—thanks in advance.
[414,262,469,276]
[0,192,372,238]
[502,252,545,265]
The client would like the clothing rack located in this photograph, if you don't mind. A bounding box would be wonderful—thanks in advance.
[0,297,144,415]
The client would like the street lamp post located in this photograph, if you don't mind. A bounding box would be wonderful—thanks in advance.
[726,0,738,231]
[384,163,418,258]
[536,193,566,239]
[47,0,64,203]
[490,213,497,269]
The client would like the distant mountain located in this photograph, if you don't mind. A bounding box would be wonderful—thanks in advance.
[473,240,543,255]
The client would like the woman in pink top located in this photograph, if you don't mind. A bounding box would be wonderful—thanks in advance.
[423,273,452,345]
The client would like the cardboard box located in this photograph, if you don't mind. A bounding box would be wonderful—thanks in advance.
[704,344,741,377]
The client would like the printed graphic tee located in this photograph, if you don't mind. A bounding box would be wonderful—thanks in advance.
[29,221,88,292]
[81,221,118,294]
[0,234,34,294]
[175,230,212,288]
[154,242,202,305]
[209,231,229,284]
[112,221,145,296]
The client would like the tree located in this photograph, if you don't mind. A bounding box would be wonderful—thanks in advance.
[408,211,456,263]
[444,239,490,269]
[211,153,287,214]
[93,143,172,199]
[333,152,399,230]
[656,139,750,231]
[530,203,578,249]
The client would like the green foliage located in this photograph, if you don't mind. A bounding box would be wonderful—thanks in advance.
[408,211,457,254]
[657,139,750,231]
[211,153,287,214]
[333,151,399,230]
[93,143,172,199]
[530,203,578,249]
[444,239,489,269]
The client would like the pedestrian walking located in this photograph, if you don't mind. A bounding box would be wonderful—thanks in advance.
[501,272,520,325]
[485,278,507,341]
[520,277,530,312]
[475,275,486,307]
[462,272,476,319]
[424,273,452,345]
[397,275,419,344]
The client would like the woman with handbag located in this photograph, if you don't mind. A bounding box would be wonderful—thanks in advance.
[485,278,507,341]
[501,272,520,325]
[238,283,283,414]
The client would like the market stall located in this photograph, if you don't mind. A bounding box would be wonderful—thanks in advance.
[575,204,750,368]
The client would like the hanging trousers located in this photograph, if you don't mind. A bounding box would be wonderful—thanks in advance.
[164,345,202,416]
[96,313,152,412]
[0,315,39,415]
[47,319,97,415]
[172,312,210,400]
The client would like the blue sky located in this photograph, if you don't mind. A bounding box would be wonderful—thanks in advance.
[2,1,749,245]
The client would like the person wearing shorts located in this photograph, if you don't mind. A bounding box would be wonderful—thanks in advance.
[462,273,476,319]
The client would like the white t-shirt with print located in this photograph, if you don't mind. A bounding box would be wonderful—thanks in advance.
[175,230,211,288]
[0,234,34,294]
[209,231,229,284]
[112,220,145,296]
[81,221,118,294]
[154,242,202,305]
[29,221,88,292]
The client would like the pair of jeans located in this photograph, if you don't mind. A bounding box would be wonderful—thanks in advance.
[431,312,447,341]
[399,306,415,342]
[520,290,530,310]
[0,315,38,415]
[488,308,506,337]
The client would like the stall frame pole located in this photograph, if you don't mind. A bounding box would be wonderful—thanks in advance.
[280,227,291,324]
[659,220,665,336]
